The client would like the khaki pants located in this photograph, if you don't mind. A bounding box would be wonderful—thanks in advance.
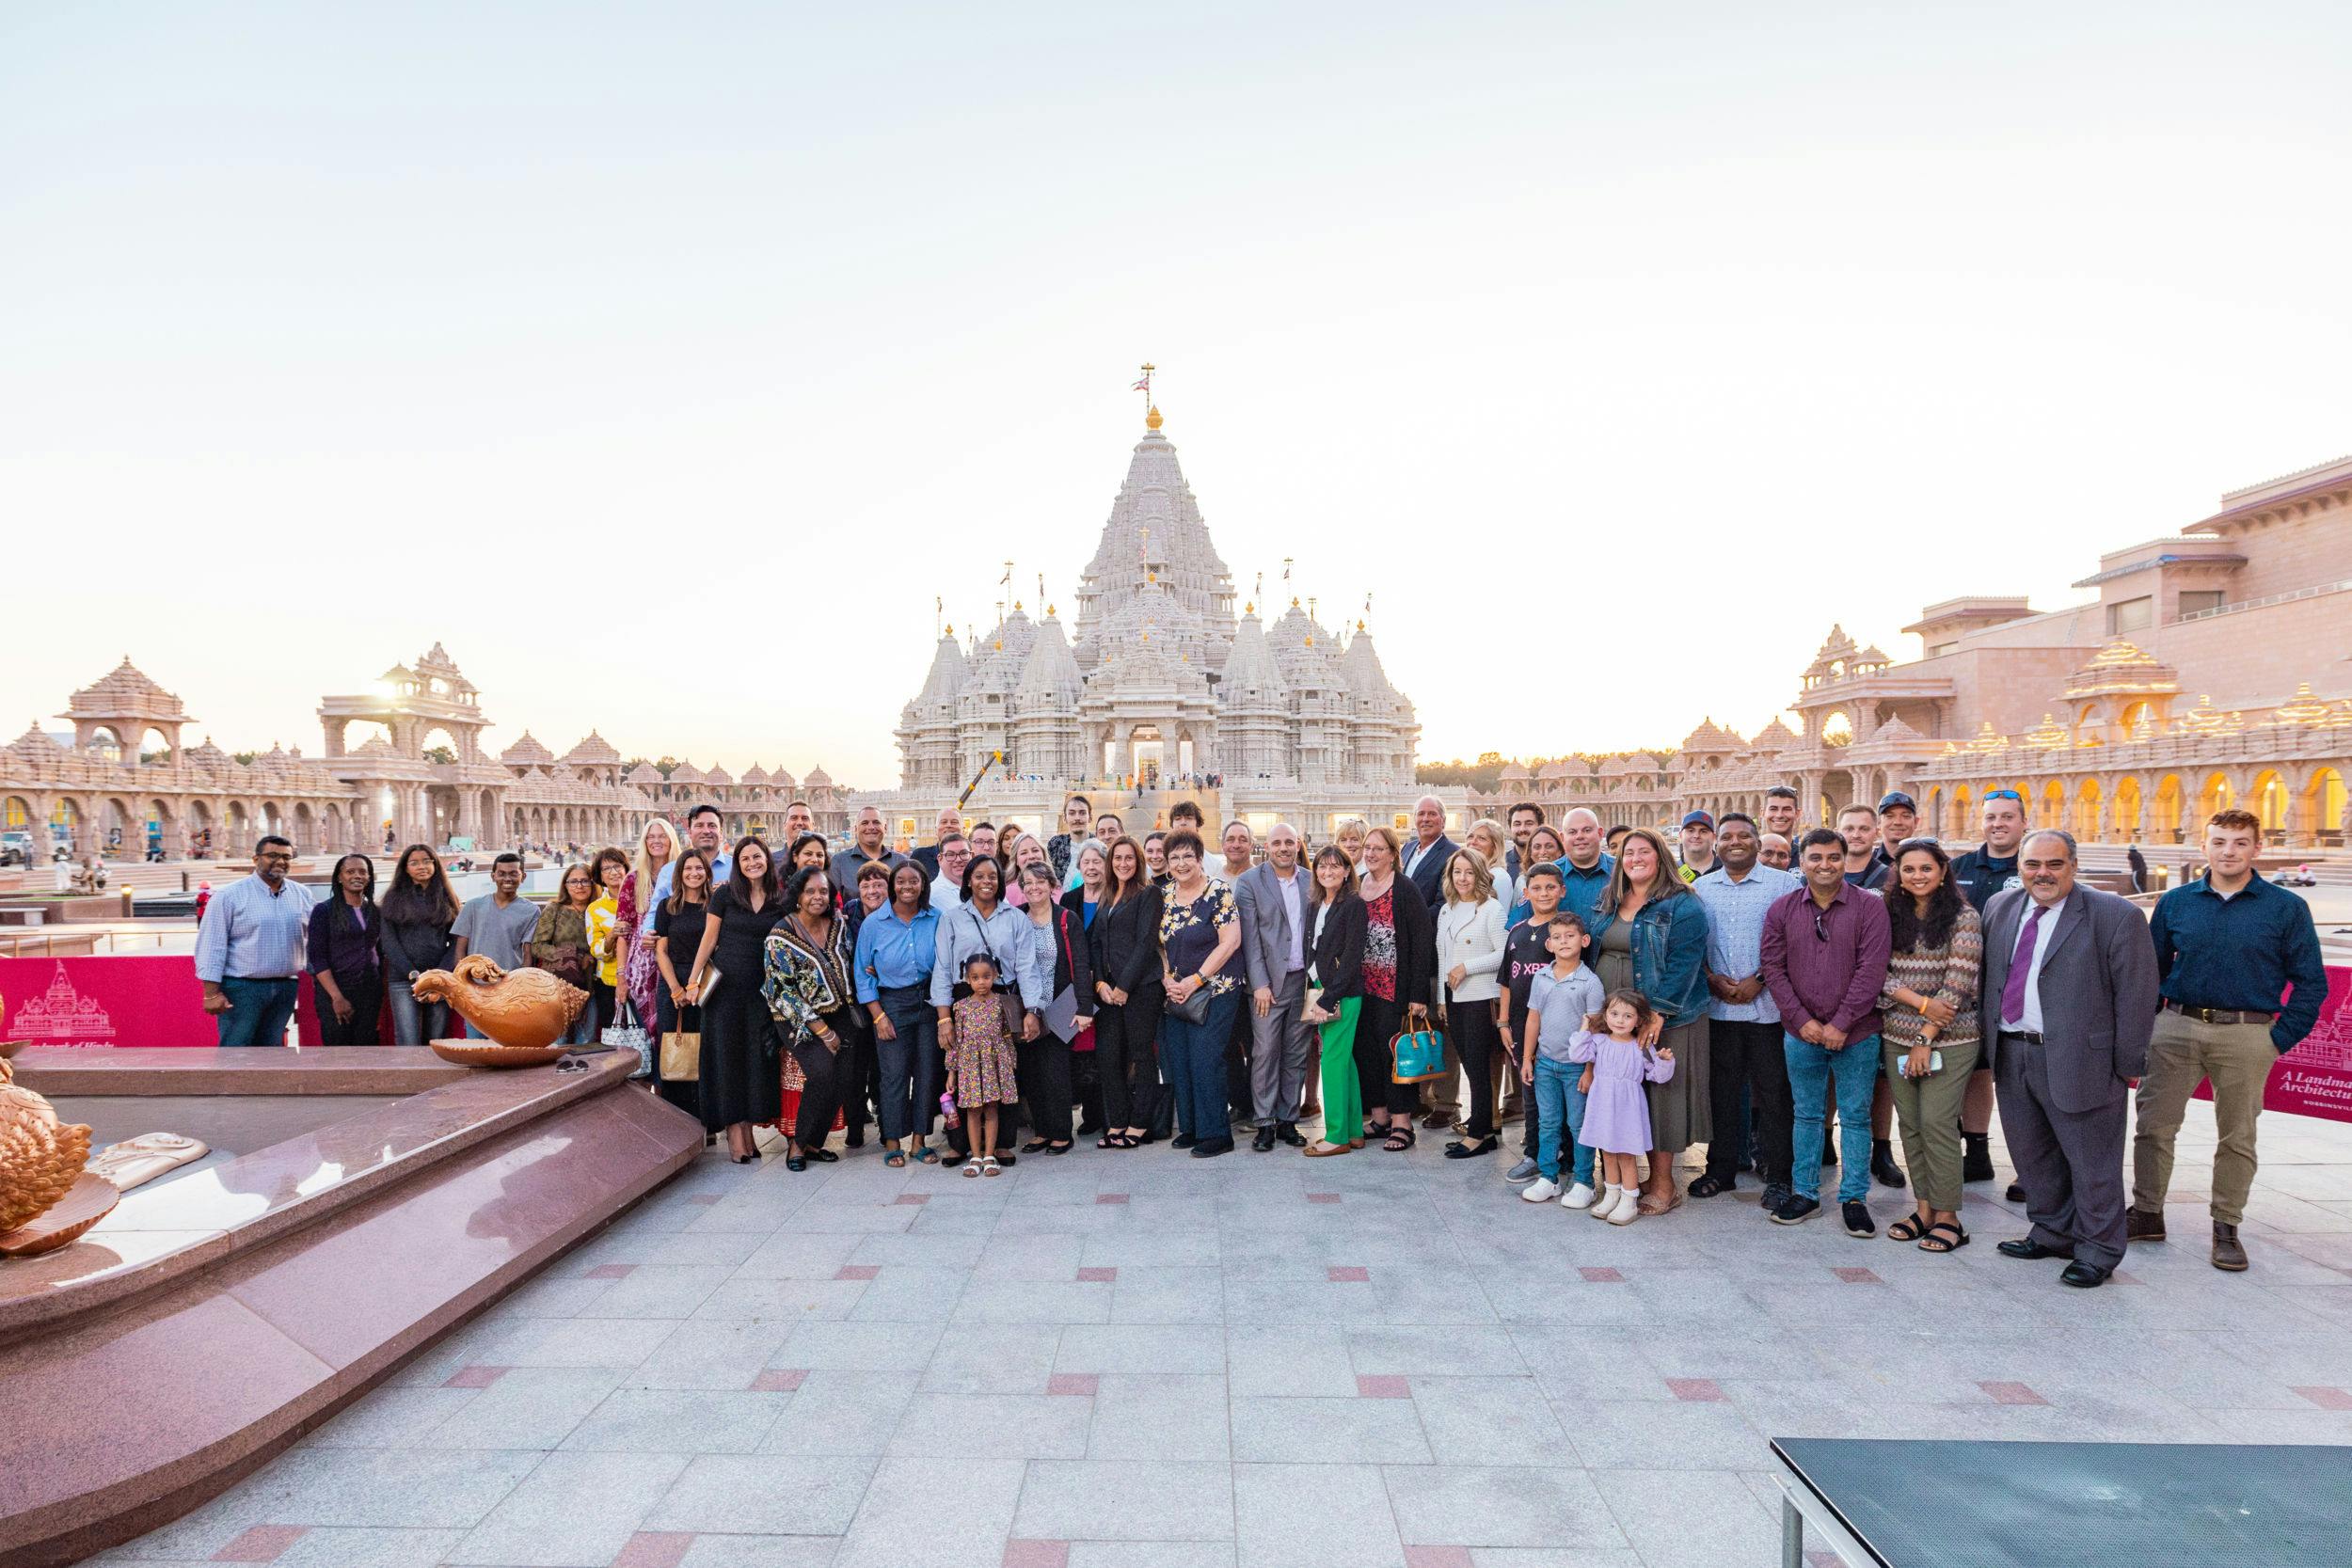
[2131,1009,2276,1226]
[1883,1036,1979,1212]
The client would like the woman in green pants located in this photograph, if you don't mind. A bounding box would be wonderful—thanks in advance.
[1303,845,1369,1158]
[1879,839,1983,1253]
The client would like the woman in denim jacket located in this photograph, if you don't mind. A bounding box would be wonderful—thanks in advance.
[1587,826,1712,1214]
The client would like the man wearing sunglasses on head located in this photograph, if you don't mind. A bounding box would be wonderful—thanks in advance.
[1948,788,2028,1188]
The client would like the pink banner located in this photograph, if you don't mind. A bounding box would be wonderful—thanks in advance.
[2229,963,2352,1123]
[1,955,223,1048]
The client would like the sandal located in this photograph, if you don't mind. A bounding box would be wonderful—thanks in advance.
[981,1155,1002,1177]
[1022,1139,1052,1154]
[912,1147,939,1164]
[1887,1212,1930,1243]
[1382,1126,1416,1152]
[962,1159,981,1178]
[1919,1220,1970,1254]
[884,1149,907,1168]
[1097,1132,1136,1150]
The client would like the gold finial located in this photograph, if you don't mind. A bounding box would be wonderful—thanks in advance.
[1014,600,1024,611]
[1145,404,1163,431]
[1147,569,1157,583]
[1047,603,1057,617]
[1244,601,1254,615]
[945,623,953,635]
[1290,595,1299,608]
[1357,619,1365,632]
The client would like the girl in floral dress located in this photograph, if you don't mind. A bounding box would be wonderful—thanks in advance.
[948,952,1023,1176]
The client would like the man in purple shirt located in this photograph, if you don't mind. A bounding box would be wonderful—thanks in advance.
[1760,827,1892,1234]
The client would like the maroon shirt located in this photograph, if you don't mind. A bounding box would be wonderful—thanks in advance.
[1759,880,1891,1039]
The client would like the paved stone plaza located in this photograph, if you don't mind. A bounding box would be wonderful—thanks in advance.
[95,1101,2352,1568]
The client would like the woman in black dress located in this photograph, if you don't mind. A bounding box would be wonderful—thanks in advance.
[684,837,784,1163]
[651,846,715,1118]
[1088,834,1164,1148]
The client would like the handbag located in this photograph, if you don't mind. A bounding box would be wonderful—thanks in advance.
[604,1000,652,1079]
[1390,1003,1448,1084]
[1166,983,1214,1025]
[660,1025,701,1082]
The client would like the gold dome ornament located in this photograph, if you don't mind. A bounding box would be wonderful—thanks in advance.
[0,1054,121,1258]
[1145,405,1163,431]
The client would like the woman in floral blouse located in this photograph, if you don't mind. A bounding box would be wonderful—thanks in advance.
[763,864,861,1173]
[1155,829,1244,1158]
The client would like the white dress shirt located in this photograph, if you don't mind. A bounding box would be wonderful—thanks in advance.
[2007,890,2073,1034]
[1274,867,1306,974]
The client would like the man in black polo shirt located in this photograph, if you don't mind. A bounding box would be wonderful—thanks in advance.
[1947,787,2026,1185]
[2126,809,2328,1272]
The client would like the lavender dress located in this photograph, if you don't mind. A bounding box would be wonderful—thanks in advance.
[1567,1030,1677,1156]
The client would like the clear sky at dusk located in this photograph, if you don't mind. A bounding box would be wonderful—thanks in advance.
[5,3,2347,783]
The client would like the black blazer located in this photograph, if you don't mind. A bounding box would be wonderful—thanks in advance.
[1090,884,1165,999]
[1403,833,1458,911]
[1307,894,1368,1001]
[1375,873,1437,1010]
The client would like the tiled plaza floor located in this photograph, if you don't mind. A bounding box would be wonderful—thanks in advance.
[95,1100,2352,1568]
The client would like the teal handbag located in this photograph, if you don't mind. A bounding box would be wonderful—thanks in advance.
[1389,1004,1448,1084]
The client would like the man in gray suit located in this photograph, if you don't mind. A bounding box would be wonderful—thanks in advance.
[1237,821,1315,1151]
[1981,830,2159,1288]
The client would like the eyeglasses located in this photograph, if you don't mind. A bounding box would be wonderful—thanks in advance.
[1983,790,2024,802]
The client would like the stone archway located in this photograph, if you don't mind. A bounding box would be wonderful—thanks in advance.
[2039,780,2065,832]
[2153,774,2185,845]
[2302,768,2346,848]
[2250,769,2289,841]
[2111,776,2143,845]
[2198,771,2233,823]
[1947,784,1972,839]
[2073,778,2104,842]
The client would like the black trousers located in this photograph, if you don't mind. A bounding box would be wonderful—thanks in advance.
[1708,1019,1793,1185]
[1352,992,1418,1118]
[318,974,385,1045]
[1094,991,1163,1131]
[1018,1031,1075,1146]
[1445,990,1502,1139]
[591,978,618,1037]
[1225,990,1254,1118]
[842,1021,877,1142]
[790,1007,861,1151]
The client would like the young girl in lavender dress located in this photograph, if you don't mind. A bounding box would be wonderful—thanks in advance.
[1570,989,1677,1226]
[947,952,1023,1177]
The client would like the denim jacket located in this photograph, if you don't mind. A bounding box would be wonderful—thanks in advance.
[1588,891,1711,1028]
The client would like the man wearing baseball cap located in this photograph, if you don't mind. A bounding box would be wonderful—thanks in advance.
[1865,791,1920,889]
[1677,810,1718,882]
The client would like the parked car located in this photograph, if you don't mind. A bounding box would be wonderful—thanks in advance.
[0,831,33,866]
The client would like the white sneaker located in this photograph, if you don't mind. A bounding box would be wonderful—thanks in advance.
[1562,1181,1597,1211]
[1520,1178,1560,1203]
[1606,1188,1639,1225]
[1589,1184,1621,1219]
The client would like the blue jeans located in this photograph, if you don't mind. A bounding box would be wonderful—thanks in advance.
[1532,1055,1595,1185]
[1160,989,1242,1143]
[216,976,300,1047]
[1785,1031,1881,1203]
[386,979,449,1046]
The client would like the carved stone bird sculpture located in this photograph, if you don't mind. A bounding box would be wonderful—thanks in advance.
[409,954,588,1051]
[0,1056,92,1234]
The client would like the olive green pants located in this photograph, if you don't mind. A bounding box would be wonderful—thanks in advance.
[2132,1009,2277,1226]
[1883,1037,1979,1212]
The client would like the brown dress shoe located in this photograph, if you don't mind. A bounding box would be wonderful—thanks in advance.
[2211,1221,2249,1272]
[2125,1208,2168,1243]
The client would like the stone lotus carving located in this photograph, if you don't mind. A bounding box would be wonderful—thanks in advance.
[410,955,587,1052]
[89,1132,211,1192]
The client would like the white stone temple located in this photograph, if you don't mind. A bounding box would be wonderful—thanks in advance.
[875,407,1427,843]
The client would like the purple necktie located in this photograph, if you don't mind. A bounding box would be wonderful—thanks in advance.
[1999,902,2047,1028]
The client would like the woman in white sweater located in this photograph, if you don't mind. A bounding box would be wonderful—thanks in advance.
[1435,847,1509,1159]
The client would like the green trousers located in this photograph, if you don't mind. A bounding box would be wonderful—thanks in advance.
[1319,997,1364,1145]
[1883,1036,1979,1212]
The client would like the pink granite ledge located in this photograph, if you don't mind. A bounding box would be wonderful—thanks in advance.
[0,1064,701,1568]
[0,1048,649,1343]
[10,1046,475,1098]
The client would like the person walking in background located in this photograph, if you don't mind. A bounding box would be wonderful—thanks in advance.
[1690,813,1800,1204]
[651,847,714,1118]
[1878,839,1983,1254]
[1236,821,1314,1150]
[1302,844,1369,1158]
[1435,847,1508,1159]
[2126,842,2149,894]
[309,852,384,1045]
[1982,830,2159,1289]
[2128,808,2327,1273]
[529,862,601,1046]
[195,834,316,1047]
[1089,834,1165,1149]
[381,843,459,1044]
[1761,828,1891,1234]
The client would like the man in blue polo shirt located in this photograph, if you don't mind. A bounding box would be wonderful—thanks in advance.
[2127,808,2327,1273]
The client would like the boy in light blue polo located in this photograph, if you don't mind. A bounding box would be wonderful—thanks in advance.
[1519,914,1605,1207]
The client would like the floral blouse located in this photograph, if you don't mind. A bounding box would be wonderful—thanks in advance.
[1362,886,1397,1002]
[1158,879,1242,997]
[761,912,856,1046]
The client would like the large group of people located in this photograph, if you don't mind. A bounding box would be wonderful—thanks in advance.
[191,784,2329,1284]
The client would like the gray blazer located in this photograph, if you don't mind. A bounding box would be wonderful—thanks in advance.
[1979,884,2158,1113]
[1234,863,1311,993]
